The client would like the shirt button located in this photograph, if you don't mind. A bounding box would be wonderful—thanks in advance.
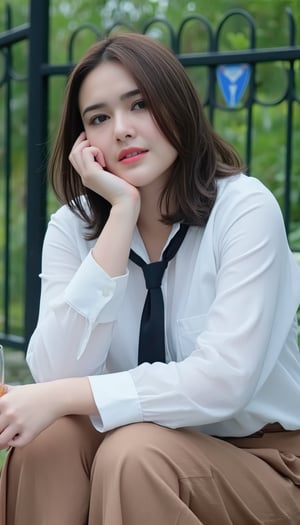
[102,288,111,297]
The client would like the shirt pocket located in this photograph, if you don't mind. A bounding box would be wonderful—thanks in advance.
[176,314,208,360]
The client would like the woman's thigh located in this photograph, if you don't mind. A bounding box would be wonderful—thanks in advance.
[91,422,300,525]
[0,415,104,525]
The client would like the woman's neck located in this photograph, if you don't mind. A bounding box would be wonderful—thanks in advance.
[137,190,172,262]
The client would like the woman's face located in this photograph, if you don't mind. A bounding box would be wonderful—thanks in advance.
[79,61,178,192]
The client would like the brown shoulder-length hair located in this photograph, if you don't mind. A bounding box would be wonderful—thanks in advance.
[49,32,244,239]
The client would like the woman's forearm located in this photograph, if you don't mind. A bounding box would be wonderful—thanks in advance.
[0,378,99,449]
[47,377,99,417]
[92,198,140,277]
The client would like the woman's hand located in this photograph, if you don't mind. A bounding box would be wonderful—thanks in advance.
[0,378,97,448]
[69,132,140,211]
[69,132,140,276]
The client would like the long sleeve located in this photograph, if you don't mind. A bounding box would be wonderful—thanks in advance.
[27,204,128,381]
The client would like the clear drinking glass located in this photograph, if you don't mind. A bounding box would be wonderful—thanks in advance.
[0,345,5,396]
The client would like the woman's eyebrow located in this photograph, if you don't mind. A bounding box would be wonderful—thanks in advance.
[120,88,141,101]
[82,89,141,118]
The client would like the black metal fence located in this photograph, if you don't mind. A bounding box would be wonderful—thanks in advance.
[1,1,300,351]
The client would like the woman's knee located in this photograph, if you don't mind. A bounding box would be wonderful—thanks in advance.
[10,415,102,473]
[92,422,180,483]
[99,422,166,458]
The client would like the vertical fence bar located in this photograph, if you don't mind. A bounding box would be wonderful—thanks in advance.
[244,18,256,175]
[24,0,49,348]
[3,5,12,336]
[283,8,295,235]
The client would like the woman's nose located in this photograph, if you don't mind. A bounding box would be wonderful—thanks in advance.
[114,113,136,141]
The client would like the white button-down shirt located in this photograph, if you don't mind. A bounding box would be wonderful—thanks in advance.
[27,174,300,437]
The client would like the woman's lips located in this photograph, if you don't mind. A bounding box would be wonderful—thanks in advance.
[118,147,148,163]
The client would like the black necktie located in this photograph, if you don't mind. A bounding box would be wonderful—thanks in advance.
[129,224,189,365]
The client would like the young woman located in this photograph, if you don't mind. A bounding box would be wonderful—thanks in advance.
[0,33,300,525]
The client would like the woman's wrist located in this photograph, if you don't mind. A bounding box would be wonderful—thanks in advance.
[92,194,139,276]
[110,191,141,224]
[48,377,98,418]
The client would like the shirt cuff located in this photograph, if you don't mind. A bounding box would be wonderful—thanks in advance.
[63,251,128,323]
[88,372,143,432]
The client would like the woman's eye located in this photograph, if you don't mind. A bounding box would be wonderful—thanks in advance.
[132,100,146,110]
[91,114,109,125]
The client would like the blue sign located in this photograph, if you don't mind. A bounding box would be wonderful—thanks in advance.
[217,64,250,107]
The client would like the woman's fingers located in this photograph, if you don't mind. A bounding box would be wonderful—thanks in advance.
[0,424,20,449]
[69,134,105,177]
[68,134,138,206]
[72,130,86,147]
[94,148,106,168]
